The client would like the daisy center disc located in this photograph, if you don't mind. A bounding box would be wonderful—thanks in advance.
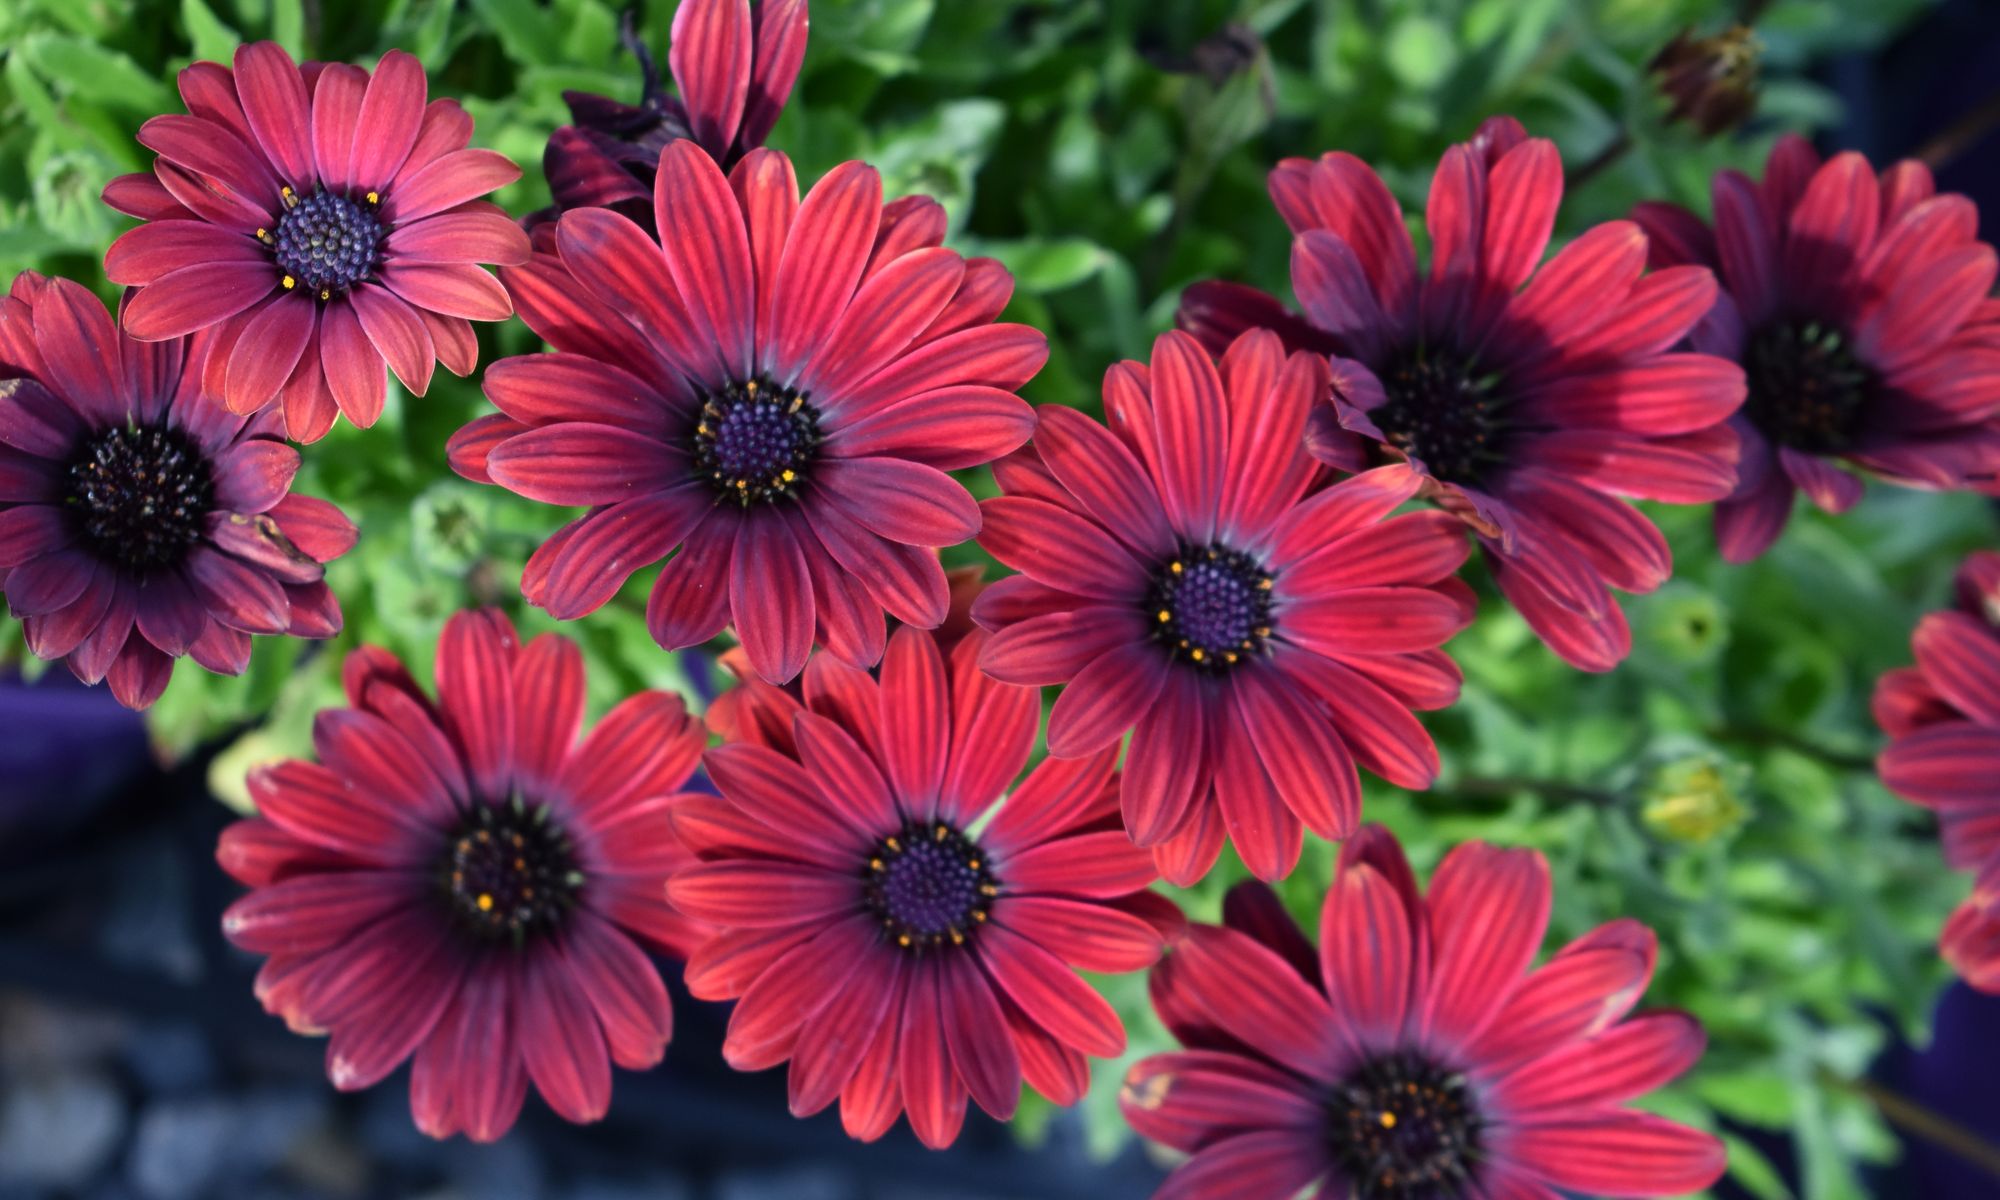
[1145,545,1273,670]
[66,424,215,572]
[862,821,998,952]
[692,377,821,505]
[440,802,584,944]
[1328,1049,1483,1200]
[1743,318,1874,452]
[1373,350,1508,485]
[269,189,382,296]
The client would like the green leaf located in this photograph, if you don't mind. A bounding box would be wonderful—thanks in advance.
[1723,1132,1800,1200]
[16,33,175,111]
[182,0,241,63]
[962,237,1109,294]
[1385,15,1459,91]
[271,0,305,58]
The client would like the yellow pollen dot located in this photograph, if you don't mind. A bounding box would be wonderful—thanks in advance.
[967,859,980,870]
[1257,578,1273,590]
[1225,651,1239,664]
[736,479,749,490]
[281,275,296,289]
[979,884,999,897]
[972,910,988,922]
[780,469,796,482]
[1170,561,1184,574]
[869,857,884,871]
[476,893,494,912]
[897,933,912,947]
[1254,625,1272,638]
[745,380,758,392]
[697,424,712,436]
[949,929,964,945]
[885,837,902,852]
[1379,1111,1397,1129]
[365,191,379,204]
[255,227,267,239]
[935,825,949,841]
[1190,648,1206,662]
[1157,610,1171,622]
[318,289,330,300]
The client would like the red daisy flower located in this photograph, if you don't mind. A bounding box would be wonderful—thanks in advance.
[533,0,810,234]
[1122,825,1725,1200]
[973,327,1474,885]
[102,43,531,442]
[217,609,703,1141]
[1179,116,1748,671]
[1632,136,2000,562]
[448,139,1043,684]
[667,627,1177,1149]
[1877,551,2000,992]
[0,272,353,709]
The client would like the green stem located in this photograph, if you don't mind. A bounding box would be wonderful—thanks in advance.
[1706,725,1876,773]
[1442,777,1620,807]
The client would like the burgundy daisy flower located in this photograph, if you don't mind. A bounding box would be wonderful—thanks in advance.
[1632,137,2000,562]
[217,609,704,1141]
[532,0,810,234]
[973,327,1474,885]
[0,272,353,709]
[1179,116,1748,671]
[102,43,531,442]
[1877,551,2000,992]
[448,139,1043,684]
[667,627,1176,1149]
[1122,825,1725,1200]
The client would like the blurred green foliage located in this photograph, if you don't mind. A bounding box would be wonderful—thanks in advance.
[0,0,1986,1195]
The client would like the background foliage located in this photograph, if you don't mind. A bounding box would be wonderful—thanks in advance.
[0,0,1989,1196]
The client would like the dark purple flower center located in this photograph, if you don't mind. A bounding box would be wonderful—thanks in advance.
[691,377,822,505]
[440,800,584,946]
[266,188,382,298]
[1372,349,1510,486]
[66,423,215,573]
[1328,1049,1483,1199]
[1743,318,1873,452]
[1145,545,1273,671]
[862,821,998,952]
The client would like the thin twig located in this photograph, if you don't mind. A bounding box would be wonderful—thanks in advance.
[1821,1070,2000,1182]
[1567,130,1633,190]
[1916,87,2000,170]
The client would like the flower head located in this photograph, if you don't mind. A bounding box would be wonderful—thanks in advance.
[0,272,353,708]
[103,43,531,441]
[1877,551,2000,991]
[1633,137,2000,562]
[668,627,1175,1149]
[532,0,810,235]
[1179,116,1747,671]
[451,140,1043,684]
[218,609,704,1141]
[975,327,1473,884]
[1649,25,1760,138]
[1122,826,1725,1199]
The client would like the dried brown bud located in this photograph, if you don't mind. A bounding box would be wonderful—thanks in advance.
[1650,25,1761,138]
